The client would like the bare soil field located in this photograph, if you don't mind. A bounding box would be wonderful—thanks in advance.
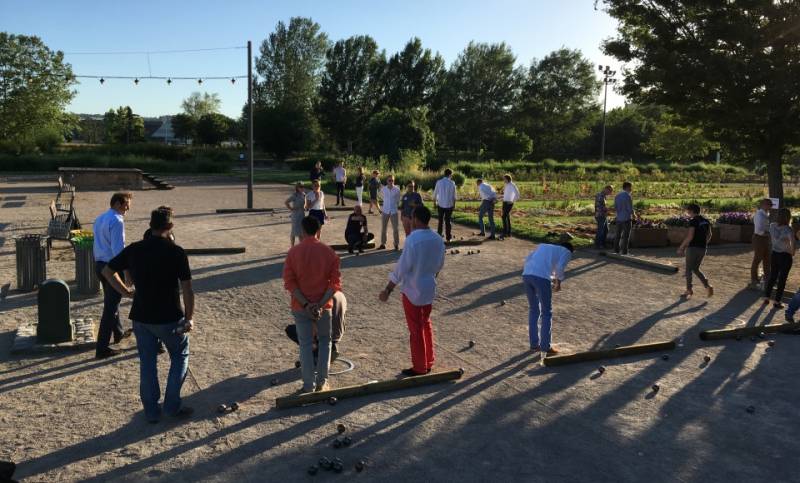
[1,175,798,482]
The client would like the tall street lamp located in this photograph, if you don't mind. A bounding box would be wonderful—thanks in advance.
[599,65,617,163]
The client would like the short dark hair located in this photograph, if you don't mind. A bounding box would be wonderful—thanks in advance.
[412,205,432,225]
[110,192,132,207]
[686,203,701,215]
[301,215,321,235]
[444,168,453,177]
[503,174,512,182]
[560,242,575,253]
[777,207,791,225]
[149,208,172,231]
[476,178,484,184]
[622,181,632,190]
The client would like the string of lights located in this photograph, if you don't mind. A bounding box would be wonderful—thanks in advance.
[72,75,248,85]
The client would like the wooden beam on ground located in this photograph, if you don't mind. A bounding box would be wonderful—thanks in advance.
[599,252,678,273]
[445,239,483,247]
[542,340,676,367]
[275,368,464,409]
[215,208,274,214]
[184,247,246,255]
[699,322,800,341]
[329,242,376,251]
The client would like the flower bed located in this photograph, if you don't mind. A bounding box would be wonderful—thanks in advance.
[716,212,754,243]
[609,218,669,247]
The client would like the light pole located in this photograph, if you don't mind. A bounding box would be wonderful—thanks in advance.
[599,65,617,163]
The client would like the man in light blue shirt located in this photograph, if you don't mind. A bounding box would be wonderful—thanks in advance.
[93,192,132,359]
[522,240,574,355]
[613,181,634,255]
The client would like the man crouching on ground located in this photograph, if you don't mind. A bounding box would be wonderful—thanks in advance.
[102,207,194,423]
[283,216,342,393]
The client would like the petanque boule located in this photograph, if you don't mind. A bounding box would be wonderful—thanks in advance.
[270,378,279,386]
[758,332,766,339]
[735,335,743,341]
[332,438,342,449]
[651,384,660,393]
[342,436,353,447]
[328,396,338,406]
[768,341,775,347]
[598,366,606,374]
[216,404,228,414]
[355,460,366,472]
[337,423,347,434]
[468,340,476,348]
[703,355,712,363]
[746,405,756,414]
[661,354,669,361]
[319,457,332,470]
[295,360,301,368]
[230,402,239,411]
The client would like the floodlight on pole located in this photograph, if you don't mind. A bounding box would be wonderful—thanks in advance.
[599,65,617,163]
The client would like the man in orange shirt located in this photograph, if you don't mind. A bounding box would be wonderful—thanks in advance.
[282,216,342,393]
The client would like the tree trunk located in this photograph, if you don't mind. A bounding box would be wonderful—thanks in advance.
[766,152,784,204]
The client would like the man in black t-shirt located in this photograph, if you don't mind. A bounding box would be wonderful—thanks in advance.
[677,203,713,299]
[102,208,195,423]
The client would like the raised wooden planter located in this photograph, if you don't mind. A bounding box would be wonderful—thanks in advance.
[666,226,722,245]
[717,223,754,243]
[631,228,669,248]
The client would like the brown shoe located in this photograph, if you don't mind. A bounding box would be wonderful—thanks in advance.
[706,285,714,297]
[682,290,693,299]
[545,347,560,356]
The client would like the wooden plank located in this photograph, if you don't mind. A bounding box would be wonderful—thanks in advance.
[445,239,483,247]
[599,252,678,273]
[699,322,800,341]
[275,368,464,409]
[329,242,376,250]
[215,208,274,214]
[184,247,246,255]
[542,340,676,367]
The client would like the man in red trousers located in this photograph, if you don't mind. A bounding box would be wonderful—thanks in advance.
[379,206,445,376]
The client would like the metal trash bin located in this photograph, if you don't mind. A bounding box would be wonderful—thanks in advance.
[15,234,48,291]
[74,244,100,294]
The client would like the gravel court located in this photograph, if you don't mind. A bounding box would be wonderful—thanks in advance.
[1,176,798,482]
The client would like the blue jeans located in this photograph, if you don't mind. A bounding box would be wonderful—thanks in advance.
[786,291,800,322]
[132,320,189,420]
[478,200,496,237]
[595,216,608,248]
[95,261,123,354]
[293,309,332,392]
[523,275,553,350]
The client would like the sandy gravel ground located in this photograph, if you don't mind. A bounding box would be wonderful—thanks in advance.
[1,175,799,482]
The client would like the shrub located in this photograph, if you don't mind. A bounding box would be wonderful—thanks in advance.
[716,212,753,225]
[663,215,691,227]
[491,129,533,160]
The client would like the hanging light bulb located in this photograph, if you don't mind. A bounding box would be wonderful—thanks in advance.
[230,78,236,84]
[167,78,172,85]
[134,78,139,85]
[197,78,203,85]
[99,77,105,85]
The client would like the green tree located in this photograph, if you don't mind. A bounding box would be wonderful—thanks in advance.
[317,35,384,152]
[641,113,715,163]
[602,0,800,200]
[76,117,105,144]
[380,37,446,110]
[171,113,196,144]
[255,17,329,109]
[491,128,533,160]
[585,104,663,159]
[440,42,521,155]
[253,103,320,160]
[0,33,76,153]
[517,48,600,157]
[360,106,435,168]
[181,92,221,120]
[103,106,144,144]
[195,113,233,146]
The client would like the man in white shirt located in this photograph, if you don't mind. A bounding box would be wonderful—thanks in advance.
[522,240,574,356]
[333,161,347,206]
[93,192,132,359]
[751,198,773,286]
[379,206,445,376]
[433,168,457,241]
[501,174,520,239]
[476,178,498,239]
[379,175,402,250]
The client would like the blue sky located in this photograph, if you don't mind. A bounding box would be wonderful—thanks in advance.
[1,0,626,118]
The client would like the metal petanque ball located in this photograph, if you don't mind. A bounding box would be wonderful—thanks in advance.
[598,366,606,374]
[217,404,228,414]
[661,354,669,361]
[332,438,342,449]
[342,436,352,447]
[768,341,775,347]
[328,396,338,406]
[295,360,301,368]
[703,355,712,363]
[468,340,476,348]
[355,460,366,472]
[651,384,660,393]
[337,423,347,434]
[270,378,279,386]
[758,332,766,339]
[230,402,239,411]
[746,405,756,414]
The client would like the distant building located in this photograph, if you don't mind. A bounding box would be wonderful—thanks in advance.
[149,117,177,144]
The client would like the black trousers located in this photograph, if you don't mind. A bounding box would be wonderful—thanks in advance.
[335,182,345,204]
[765,251,793,301]
[95,261,123,354]
[346,232,374,250]
[437,207,453,241]
[501,202,514,236]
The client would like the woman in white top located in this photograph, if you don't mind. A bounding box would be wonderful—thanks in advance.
[285,182,307,247]
[501,174,521,239]
[764,207,795,307]
[305,180,328,232]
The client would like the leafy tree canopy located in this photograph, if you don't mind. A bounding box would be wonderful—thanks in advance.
[181,92,221,120]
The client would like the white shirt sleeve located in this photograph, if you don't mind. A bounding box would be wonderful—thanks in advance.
[389,240,412,285]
